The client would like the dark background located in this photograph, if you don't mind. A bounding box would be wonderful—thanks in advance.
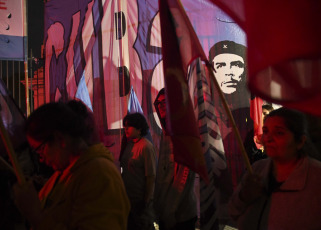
[28,0,44,59]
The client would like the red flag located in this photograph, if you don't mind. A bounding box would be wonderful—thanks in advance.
[159,0,209,182]
[250,96,263,149]
[208,0,321,116]
[207,0,245,28]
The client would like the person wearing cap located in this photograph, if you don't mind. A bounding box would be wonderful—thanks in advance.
[209,40,254,189]
[209,40,247,95]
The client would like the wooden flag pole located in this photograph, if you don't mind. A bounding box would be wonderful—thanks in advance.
[206,63,253,174]
[0,155,15,174]
[0,117,26,184]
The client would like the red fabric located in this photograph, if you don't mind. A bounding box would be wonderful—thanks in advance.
[250,96,263,149]
[207,0,246,28]
[159,0,208,182]
[208,0,321,115]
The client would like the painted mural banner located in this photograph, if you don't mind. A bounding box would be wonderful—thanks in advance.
[44,0,253,229]
[44,0,249,158]
[44,0,163,151]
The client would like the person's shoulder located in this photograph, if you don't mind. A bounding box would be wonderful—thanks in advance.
[306,157,321,189]
[252,158,271,172]
[78,145,119,174]
[141,137,154,148]
[81,156,124,186]
[308,157,321,170]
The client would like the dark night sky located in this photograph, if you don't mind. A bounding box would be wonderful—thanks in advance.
[28,0,44,58]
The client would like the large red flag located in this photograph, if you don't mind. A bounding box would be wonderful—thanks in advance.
[159,0,209,182]
[208,0,321,115]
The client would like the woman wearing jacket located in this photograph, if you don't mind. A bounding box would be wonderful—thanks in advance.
[229,107,321,229]
[14,102,130,230]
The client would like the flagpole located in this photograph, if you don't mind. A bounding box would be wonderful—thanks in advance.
[0,155,15,174]
[206,63,253,174]
[23,0,30,116]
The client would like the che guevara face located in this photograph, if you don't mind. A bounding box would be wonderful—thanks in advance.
[212,53,245,94]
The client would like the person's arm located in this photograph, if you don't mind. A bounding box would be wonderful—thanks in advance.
[13,180,44,228]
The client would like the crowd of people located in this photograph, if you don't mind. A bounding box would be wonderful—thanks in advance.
[1,89,320,230]
[9,93,198,230]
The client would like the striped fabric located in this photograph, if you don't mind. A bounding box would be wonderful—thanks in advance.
[192,59,232,229]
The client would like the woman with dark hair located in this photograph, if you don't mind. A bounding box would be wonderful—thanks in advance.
[13,102,130,230]
[120,112,157,230]
[229,107,321,229]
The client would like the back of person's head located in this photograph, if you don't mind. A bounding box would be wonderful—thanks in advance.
[265,107,308,143]
[123,112,149,136]
[262,104,274,112]
[26,102,87,142]
[66,100,100,145]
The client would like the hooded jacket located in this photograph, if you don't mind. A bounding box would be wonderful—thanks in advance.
[35,143,130,230]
